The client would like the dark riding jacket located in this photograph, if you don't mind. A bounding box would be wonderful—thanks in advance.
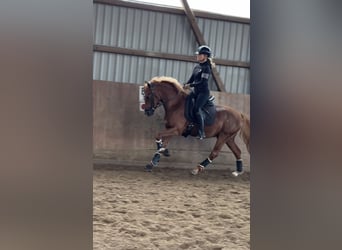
[187,60,211,95]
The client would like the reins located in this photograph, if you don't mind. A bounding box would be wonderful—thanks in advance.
[144,81,162,115]
[144,81,184,112]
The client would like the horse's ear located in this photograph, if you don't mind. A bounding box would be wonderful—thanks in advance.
[144,81,151,87]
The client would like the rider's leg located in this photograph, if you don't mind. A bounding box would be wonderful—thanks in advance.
[194,93,209,139]
[195,109,205,139]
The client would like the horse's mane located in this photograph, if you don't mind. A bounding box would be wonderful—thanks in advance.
[150,76,187,96]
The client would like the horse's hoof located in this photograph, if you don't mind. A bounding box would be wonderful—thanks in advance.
[145,164,153,172]
[232,171,244,177]
[191,165,204,175]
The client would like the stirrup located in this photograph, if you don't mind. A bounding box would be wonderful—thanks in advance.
[197,134,206,140]
[191,165,204,175]
[197,131,206,140]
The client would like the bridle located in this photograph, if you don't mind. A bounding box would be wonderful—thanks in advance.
[144,81,162,116]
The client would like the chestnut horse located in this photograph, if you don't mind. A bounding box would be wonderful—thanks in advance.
[142,76,250,176]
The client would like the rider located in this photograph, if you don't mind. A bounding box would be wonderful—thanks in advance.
[184,45,213,140]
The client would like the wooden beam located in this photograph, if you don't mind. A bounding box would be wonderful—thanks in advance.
[93,45,250,68]
[181,0,226,92]
[181,0,206,45]
[211,67,226,91]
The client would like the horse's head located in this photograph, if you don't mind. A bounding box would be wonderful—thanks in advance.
[142,81,162,116]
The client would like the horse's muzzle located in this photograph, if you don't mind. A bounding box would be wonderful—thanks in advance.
[144,108,154,116]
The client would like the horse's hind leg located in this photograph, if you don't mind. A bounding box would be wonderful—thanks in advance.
[191,134,227,175]
[225,135,244,176]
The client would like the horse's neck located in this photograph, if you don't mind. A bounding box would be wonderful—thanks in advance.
[159,88,185,113]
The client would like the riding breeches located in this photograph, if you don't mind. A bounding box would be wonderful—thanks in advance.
[189,91,209,114]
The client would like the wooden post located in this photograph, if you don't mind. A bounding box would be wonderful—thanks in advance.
[181,0,226,92]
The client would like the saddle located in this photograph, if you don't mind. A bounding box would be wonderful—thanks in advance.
[182,95,216,137]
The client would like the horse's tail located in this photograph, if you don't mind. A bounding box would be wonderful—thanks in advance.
[240,113,250,154]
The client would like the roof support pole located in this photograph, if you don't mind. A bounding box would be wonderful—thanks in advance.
[181,0,226,92]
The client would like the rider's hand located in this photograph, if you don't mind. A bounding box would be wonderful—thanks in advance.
[183,83,191,89]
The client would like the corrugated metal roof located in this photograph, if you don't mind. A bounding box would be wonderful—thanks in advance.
[197,17,250,62]
[94,51,249,94]
[93,3,250,94]
[94,51,193,83]
[94,4,197,54]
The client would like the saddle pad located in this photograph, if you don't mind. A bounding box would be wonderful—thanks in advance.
[184,95,216,126]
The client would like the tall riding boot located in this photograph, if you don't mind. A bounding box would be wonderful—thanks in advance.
[196,111,206,140]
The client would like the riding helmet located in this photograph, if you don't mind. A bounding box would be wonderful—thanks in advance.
[195,45,212,57]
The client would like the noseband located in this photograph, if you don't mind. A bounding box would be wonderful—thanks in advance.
[144,81,162,116]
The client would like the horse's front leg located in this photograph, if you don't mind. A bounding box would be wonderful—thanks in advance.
[145,127,180,171]
[156,126,181,156]
[155,137,171,157]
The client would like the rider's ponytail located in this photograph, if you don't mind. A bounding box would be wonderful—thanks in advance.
[208,57,216,69]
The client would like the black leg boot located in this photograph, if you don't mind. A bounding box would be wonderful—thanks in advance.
[195,111,206,140]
